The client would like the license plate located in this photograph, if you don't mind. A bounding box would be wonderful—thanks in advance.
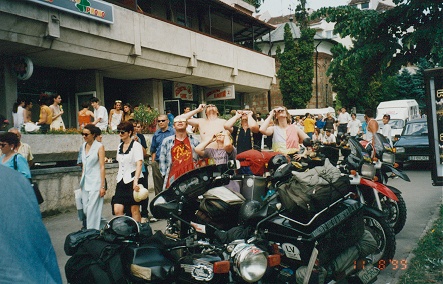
[357,265,379,284]
[409,156,429,161]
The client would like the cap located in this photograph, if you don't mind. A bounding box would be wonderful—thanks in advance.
[133,184,149,202]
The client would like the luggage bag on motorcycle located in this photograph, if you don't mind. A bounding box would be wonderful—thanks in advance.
[278,175,350,219]
[64,229,101,256]
[198,186,246,229]
[65,239,125,284]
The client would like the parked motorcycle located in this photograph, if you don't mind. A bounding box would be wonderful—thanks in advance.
[65,212,275,284]
[151,147,396,284]
[340,134,408,234]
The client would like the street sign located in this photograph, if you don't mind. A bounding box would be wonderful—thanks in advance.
[424,68,443,186]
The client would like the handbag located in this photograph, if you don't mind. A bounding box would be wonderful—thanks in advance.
[13,154,44,204]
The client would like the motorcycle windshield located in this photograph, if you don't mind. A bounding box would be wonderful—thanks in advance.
[373,133,393,156]
[348,137,371,163]
[346,137,372,170]
[150,165,219,219]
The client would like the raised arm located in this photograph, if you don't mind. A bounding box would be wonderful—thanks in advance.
[177,104,205,127]
[195,135,215,157]
[247,111,259,133]
[259,109,275,136]
[224,111,242,132]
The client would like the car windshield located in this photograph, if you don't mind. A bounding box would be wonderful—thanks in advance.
[402,122,428,136]
[377,119,404,129]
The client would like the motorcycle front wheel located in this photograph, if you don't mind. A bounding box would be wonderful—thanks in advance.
[363,211,396,270]
[380,190,407,234]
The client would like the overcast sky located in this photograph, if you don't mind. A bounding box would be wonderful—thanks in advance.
[257,0,349,17]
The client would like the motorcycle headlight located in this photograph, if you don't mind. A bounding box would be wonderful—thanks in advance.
[395,147,405,153]
[232,244,267,283]
[361,163,375,179]
[382,152,395,164]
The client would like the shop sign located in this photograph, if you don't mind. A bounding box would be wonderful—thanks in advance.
[14,56,34,80]
[424,68,443,186]
[173,82,193,101]
[28,0,114,24]
[205,85,235,101]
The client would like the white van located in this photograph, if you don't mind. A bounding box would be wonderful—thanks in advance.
[288,107,335,118]
[376,99,420,138]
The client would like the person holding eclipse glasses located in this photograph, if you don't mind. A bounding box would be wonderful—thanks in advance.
[260,106,309,157]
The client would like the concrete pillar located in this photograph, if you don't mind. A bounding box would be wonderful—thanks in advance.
[75,70,104,101]
[152,79,164,114]
[0,58,18,124]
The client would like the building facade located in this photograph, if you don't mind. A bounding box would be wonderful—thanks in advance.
[0,0,275,128]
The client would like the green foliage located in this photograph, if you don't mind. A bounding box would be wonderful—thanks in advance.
[312,1,443,110]
[277,12,315,109]
[398,205,443,283]
[243,0,265,10]
[133,104,159,133]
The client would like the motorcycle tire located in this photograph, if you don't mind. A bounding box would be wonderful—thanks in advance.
[363,211,396,270]
[380,190,407,234]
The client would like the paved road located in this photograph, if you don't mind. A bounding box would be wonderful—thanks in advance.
[376,165,442,283]
[44,165,441,284]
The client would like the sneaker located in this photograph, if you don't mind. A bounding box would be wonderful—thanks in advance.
[149,217,159,222]
[141,217,149,223]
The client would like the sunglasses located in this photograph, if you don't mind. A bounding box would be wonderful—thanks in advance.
[276,109,285,113]
[0,143,7,147]
[206,104,216,107]
[157,120,166,123]
[118,130,127,134]
[81,133,91,137]
[115,100,122,103]
[174,118,187,123]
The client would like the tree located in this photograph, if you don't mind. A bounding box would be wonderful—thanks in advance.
[277,1,315,109]
[244,0,265,10]
[312,0,443,109]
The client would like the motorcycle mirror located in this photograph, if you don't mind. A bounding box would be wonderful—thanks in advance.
[227,159,241,170]
[302,138,312,147]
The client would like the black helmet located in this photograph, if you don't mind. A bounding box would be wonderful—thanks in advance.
[267,154,289,173]
[238,200,261,225]
[103,216,140,242]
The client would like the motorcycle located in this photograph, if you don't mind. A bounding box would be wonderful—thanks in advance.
[151,146,396,284]
[150,165,281,283]
[65,212,274,284]
[340,134,408,234]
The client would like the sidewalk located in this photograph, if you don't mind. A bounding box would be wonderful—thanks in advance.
[43,190,166,284]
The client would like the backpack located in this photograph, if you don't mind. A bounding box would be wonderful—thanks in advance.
[65,239,125,284]
[278,176,350,216]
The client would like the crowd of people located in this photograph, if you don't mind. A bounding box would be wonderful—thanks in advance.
[5,102,394,227]
[0,101,398,281]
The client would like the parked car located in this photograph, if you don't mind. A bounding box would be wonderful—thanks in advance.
[394,118,430,167]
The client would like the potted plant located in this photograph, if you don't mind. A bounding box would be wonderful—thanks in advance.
[133,104,159,133]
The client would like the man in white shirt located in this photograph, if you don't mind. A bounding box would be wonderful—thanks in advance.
[322,129,337,145]
[337,107,351,135]
[380,114,393,146]
[90,97,108,131]
[347,113,362,138]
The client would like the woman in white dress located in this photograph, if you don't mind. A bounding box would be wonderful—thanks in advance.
[12,98,25,130]
[108,100,123,131]
[49,94,65,130]
[79,124,106,230]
